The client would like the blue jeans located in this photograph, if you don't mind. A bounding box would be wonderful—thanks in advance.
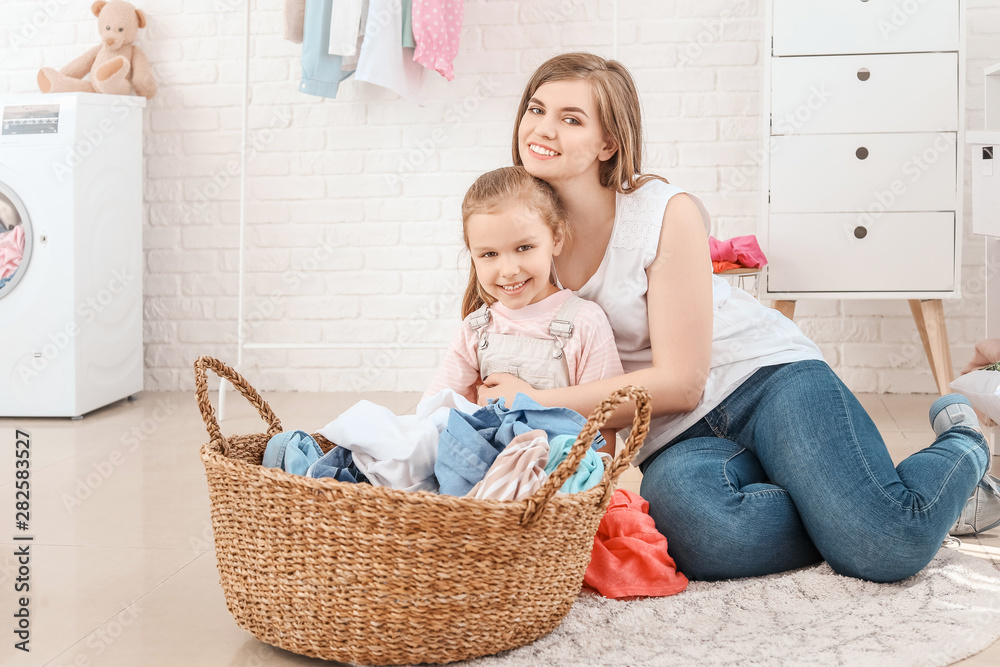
[639,360,990,583]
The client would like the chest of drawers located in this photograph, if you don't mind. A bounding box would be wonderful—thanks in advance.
[761,0,965,299]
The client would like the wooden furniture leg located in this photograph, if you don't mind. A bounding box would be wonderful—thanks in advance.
[771,300,796,320]
[908,299,954,396]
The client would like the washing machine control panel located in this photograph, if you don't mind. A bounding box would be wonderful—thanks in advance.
[2,104,59,135]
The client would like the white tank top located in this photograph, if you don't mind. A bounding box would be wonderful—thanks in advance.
[556,180,824,464]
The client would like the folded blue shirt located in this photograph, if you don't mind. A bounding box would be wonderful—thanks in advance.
[436,393,603,497]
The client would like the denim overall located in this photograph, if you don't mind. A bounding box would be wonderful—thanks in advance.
[467,295,584,390]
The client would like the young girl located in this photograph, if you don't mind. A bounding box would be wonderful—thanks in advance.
[424,166,624,451]
[478,52,993,582]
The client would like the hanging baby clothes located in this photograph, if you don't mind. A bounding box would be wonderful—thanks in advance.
[411,0,463,81]
[284,0,306,43]
[436,393,601,496]
[300,0,355,98]
[544,434,605,493]
[328,0,365,56]
[318,388,478,493]
[401,0,416,47]
[355,0,427,103]
[0,225,25,280]
[583,489,689,599]
[339,0,370,71]
[466,429,550,501]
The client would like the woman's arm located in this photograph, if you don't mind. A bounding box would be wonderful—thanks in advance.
[480,194,714,430]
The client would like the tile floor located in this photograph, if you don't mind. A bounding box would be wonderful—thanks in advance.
[0,390,998,667]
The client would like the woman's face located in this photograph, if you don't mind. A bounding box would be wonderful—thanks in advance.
[517,79,617,187]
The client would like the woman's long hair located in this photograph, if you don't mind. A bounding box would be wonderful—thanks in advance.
[512,52,667,193]
[460,166,568,318]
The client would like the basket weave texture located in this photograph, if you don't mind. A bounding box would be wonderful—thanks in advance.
[195,356,651,665]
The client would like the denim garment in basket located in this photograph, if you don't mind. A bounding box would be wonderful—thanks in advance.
[545,434,605,494]
[306,446,369,484]
[436,393,603,497]
[262,430,324,477]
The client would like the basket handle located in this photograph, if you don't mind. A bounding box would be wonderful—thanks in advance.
[194,356,283,456]
[520,385,651,526]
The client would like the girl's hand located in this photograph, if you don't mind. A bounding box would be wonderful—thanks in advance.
[477,373,533,406]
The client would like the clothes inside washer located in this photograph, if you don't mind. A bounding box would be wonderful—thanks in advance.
[0,225,25,280]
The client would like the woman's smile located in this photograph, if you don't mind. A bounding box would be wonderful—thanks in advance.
[528,143,560,158]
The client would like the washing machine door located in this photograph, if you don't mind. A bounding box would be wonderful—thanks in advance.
[0,181,32,300]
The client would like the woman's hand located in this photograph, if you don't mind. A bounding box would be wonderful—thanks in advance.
[477,373,534,406]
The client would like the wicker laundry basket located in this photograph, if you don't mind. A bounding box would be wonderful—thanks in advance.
[195,356,651,665]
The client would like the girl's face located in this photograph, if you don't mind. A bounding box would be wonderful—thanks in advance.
[517,79,617,186]
[467,204,564,310]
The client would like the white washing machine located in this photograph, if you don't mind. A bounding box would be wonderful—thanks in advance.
[0,92,145,418]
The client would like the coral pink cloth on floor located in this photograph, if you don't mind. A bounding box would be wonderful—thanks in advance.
[709,235,767,273]
[583,489,689,599]
[0,225,25,279]
[466,429,550,501]
[411,0,463,81]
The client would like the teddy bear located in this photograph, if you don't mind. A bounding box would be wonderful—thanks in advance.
[37,1,156,99]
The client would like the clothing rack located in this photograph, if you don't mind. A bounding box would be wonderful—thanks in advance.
[218,0,620,420]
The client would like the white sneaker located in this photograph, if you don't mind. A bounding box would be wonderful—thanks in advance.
[950,474,1000,536]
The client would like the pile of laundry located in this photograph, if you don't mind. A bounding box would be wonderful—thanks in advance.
[263,389,608,500]
[262,389,689,599]
[709,234,767,273]
[285,0,465,103]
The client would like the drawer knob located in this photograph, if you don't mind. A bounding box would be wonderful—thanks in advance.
[854,226,868,239]
[857,68,871,82]
[856,147,869,160]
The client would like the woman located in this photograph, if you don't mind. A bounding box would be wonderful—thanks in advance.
[478,52,995,582]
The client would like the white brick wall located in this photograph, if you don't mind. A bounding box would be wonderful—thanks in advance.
[2,0,999,394]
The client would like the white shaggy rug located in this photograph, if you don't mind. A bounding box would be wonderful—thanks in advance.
[453,549,1000,667]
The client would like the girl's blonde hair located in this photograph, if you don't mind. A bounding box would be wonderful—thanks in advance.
[460,166,568,318]
[512,52,667,194]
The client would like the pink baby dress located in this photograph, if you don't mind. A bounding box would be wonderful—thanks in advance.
[411,0,463,81]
